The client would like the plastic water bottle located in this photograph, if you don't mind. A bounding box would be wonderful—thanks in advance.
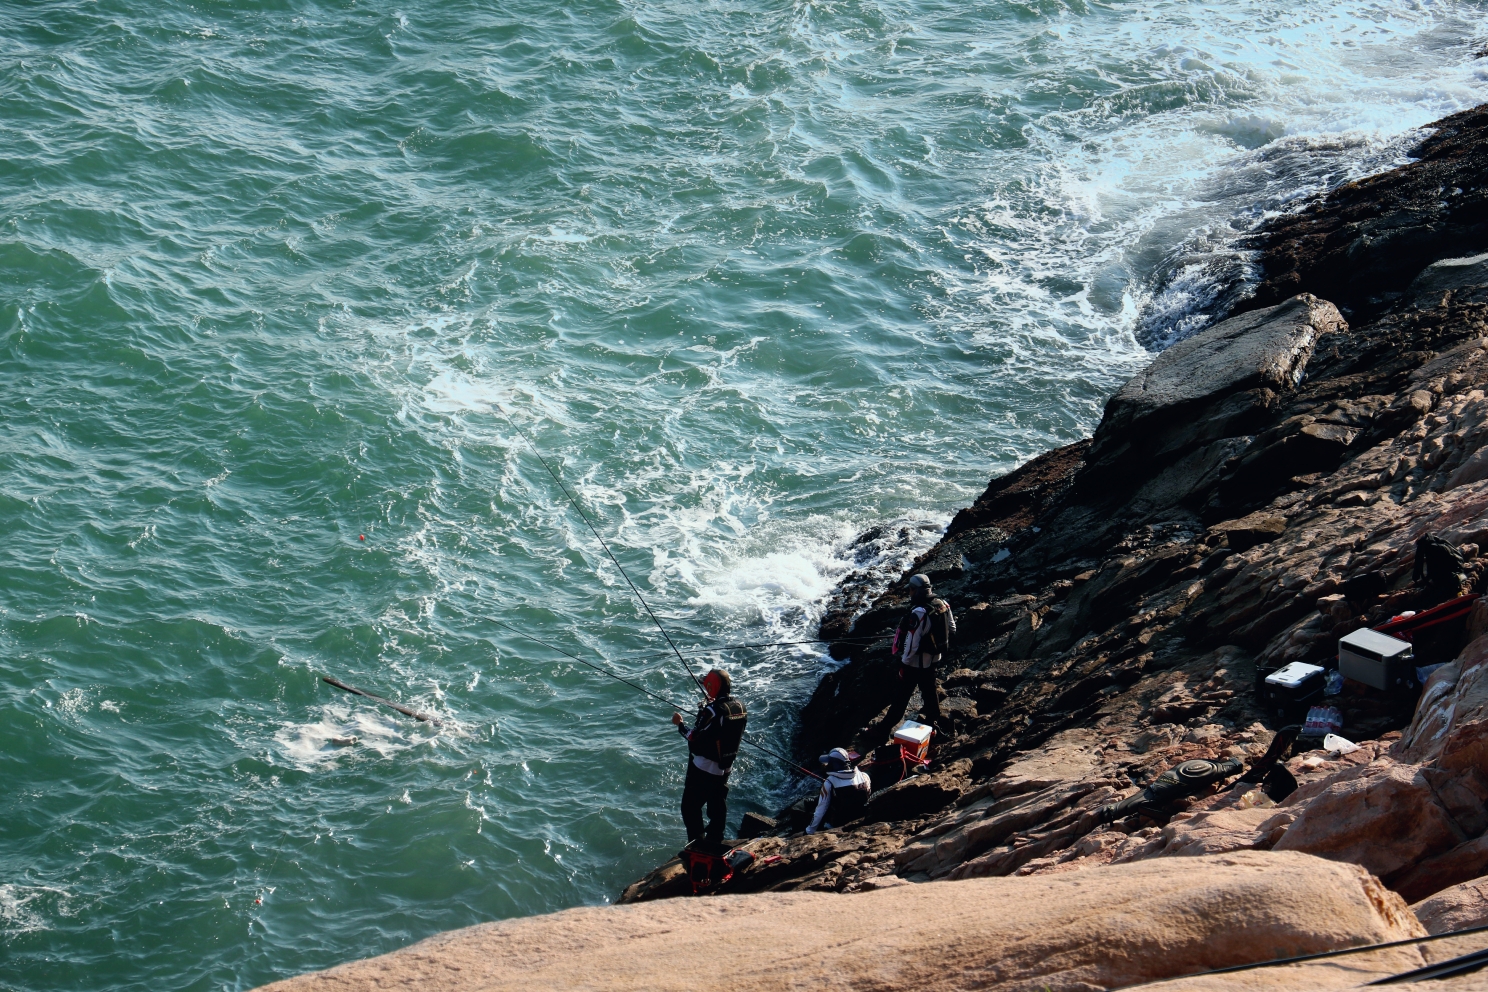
[1324,669,1343,696]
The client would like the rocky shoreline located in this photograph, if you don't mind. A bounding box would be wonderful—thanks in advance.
[254,105,1488,992]
[617,103,1488,919]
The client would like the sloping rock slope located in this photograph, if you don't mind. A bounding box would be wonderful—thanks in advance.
[621,105,1488,908]
[256,852,1423,992]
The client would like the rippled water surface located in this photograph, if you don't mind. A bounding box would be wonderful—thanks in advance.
[3,0,1486,988]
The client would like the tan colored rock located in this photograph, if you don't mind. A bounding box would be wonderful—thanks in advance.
[1273,759,1463,880]
[1393,835,1488,905]
[1135,940,1446,992]
[1412,876,1488,935]
[255,851,1422,992]
[944,803,1110,879]
[1435,635,1488,777]
[1142,951,1430,992]
[1400,660,1466,763]
[1119,806,1296,861]
[987,728,1107,797]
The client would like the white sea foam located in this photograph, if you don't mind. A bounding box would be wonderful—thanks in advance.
[56,686,90,715]
[682,509,945,636]
[273,703,431,770]
[0,884,69,935]
[933,0,1488,353]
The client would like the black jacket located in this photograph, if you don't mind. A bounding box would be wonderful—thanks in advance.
[680,694,748,773]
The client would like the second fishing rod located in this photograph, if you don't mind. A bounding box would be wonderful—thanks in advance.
[494,401,824,783]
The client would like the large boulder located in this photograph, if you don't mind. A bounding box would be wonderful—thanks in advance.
[1392,835,1488,906]
[254,851,1422,992]
[1411,876,1488,935]
[1409,253,1488,307]
[1082,294,1345,491]
[1272,759,1464,880]
[1429,635,1488,777]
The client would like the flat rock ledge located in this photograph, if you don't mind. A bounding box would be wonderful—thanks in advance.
[254,851,1422,992]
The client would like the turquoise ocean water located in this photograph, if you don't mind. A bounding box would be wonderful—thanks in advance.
[3,1,1486,988]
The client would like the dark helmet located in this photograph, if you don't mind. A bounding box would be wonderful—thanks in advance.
[819,747,852,772]
[908,573,933,602]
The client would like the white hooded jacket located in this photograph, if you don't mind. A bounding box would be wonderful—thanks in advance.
[806,767,872,833]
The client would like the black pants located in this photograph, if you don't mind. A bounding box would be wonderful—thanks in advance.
[888,663,941,728]
[681,762,729,846]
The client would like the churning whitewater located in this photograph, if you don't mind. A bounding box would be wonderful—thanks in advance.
[2,0,1487,989]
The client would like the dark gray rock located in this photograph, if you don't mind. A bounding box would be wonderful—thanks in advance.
[1247,104,1488,319]
[1209,512,1288,553]
[1410,253,1488,306]
[1085,294,1345,484]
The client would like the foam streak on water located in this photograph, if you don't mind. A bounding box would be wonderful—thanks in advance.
[1,0,1485,988]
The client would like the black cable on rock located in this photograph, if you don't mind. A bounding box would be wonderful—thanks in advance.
[1112,922,1488,991]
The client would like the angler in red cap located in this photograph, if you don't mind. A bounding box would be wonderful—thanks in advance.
[671,668,748,849]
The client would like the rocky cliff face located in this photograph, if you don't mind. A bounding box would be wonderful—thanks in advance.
[621,104,1488,910]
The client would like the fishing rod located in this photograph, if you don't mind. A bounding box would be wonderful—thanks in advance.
[322,676,443,727]
[491,401,826,780]
[486,616,824,782]
[495,403,708,702]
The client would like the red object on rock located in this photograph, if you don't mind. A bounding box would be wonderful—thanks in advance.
[1375,594,1478,641]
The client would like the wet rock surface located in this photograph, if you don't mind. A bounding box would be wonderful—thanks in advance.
[622,104,1488,910]
[1246,104,1488,321]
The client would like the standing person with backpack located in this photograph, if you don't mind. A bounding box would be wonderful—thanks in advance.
[671,668,747,850]
[884,573,956,733]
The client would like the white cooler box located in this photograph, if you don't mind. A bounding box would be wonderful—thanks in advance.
[1262,662,1325,710]
[892,720,934,761]
[1338,628,1414,691]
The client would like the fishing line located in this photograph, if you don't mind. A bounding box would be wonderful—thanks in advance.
[489,399,826,780]
[486,617,685,711]
[607,634,890,666]
[486,616,824,781]
[494,402,708,701]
